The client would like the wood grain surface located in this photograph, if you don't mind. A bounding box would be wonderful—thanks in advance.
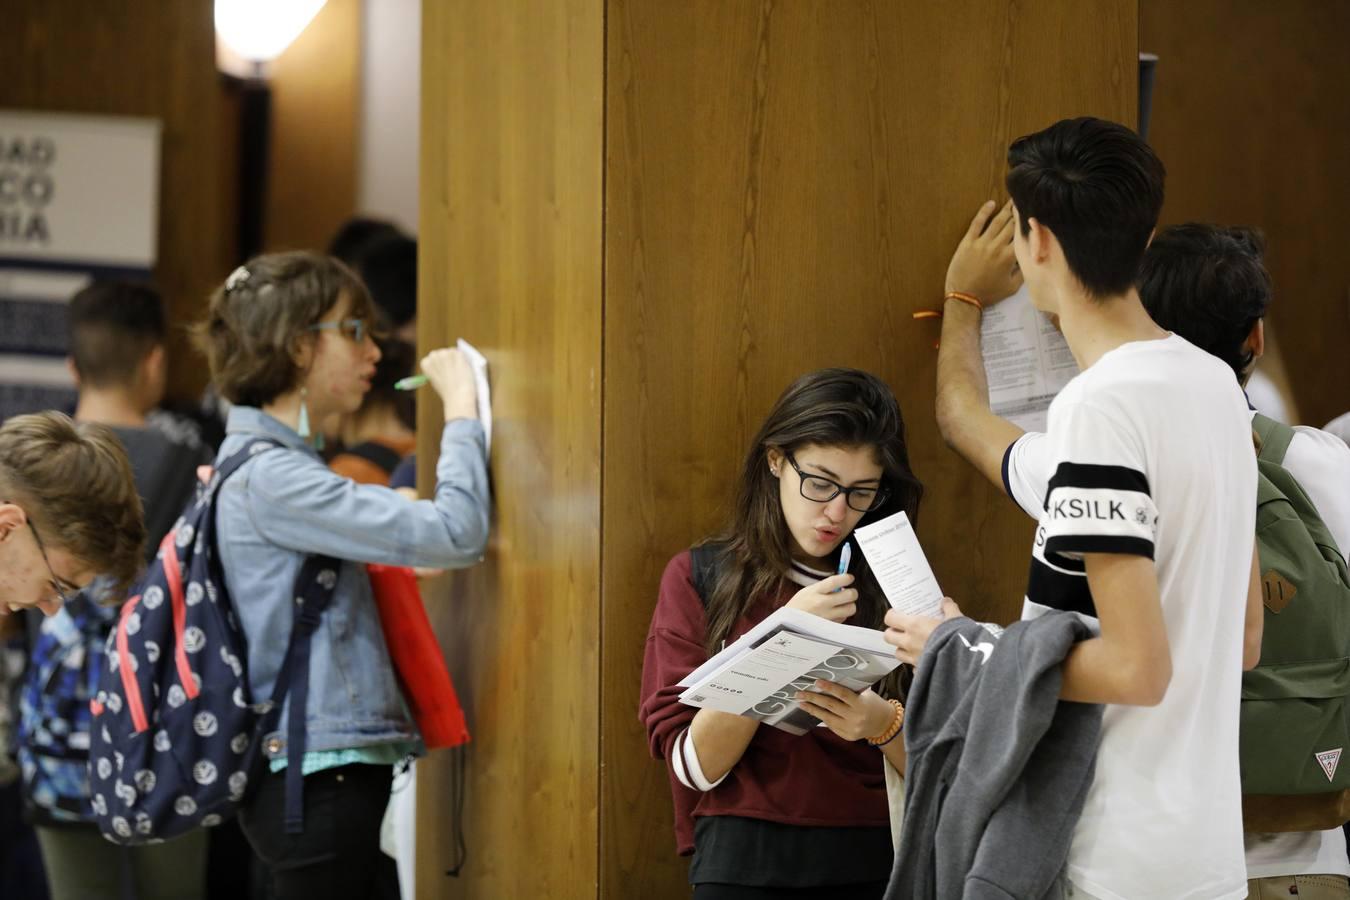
[1141,0,1350,427]
[263,0,360,254]
[416,0,604,897]
[601,1,1136,895]
[417,1,1135,896]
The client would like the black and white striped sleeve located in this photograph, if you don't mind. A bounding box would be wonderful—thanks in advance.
[1042,402,1157,561]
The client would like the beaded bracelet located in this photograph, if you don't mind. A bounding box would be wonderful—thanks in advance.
[867,698,905,746]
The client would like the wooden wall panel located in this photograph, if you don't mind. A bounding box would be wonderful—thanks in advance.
[416,1,604,898]
[601,1,1137,895]
[1141,1,1350,427]
[1,0,233,400]
[264,0,361,253]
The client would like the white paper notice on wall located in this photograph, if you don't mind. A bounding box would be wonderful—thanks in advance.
[852,511,944,618]
[980,285,1079,433]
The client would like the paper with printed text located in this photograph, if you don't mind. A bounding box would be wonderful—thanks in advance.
[677,607,899,734]
[853,511,944,617]
[980,285,1078,433]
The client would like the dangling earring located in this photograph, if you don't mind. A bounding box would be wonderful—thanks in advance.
[297,388,325,452]
[293,387,321,453]
[297,386,311,439]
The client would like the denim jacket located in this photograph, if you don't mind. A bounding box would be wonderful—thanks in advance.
[215,407,489,762]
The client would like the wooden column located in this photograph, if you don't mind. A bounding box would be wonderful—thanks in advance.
[263,0,362,254]
[416,1,604,896]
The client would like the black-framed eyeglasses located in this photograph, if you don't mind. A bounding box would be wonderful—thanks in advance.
[308,318,370,344]
[25,519,77,607]
[785,453,890,513]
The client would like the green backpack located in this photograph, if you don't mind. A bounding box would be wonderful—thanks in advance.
[1240,414,1350,832]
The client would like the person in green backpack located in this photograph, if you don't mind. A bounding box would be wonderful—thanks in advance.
[1139,223,1350,900]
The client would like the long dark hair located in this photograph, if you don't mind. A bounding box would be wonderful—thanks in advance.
[700,368,923,654]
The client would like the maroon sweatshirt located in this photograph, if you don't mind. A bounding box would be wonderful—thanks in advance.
[639,550,890,856]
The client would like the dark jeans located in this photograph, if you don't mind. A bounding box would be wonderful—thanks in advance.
[238,764,399,900]
[694,883,888,900]
[0,779,49,900]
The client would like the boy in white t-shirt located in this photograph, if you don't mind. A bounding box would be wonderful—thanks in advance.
[1139,224,1350,899]
[884,118,1262,900]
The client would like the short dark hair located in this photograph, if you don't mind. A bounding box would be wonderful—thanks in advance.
[357,233,417,330]
[326,216,401,266]
[68,281,166,387]
[1006,117,1166,297]
[1138,224,1271,384]
[195,252,376,408]
[366,337,417,431]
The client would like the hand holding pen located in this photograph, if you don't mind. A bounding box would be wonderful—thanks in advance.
[786,548,857,624]
[410,348,477,423]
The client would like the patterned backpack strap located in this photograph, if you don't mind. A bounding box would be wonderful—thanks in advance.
[259,553,342,834]
[208,436,335,833]
[212,438,283,484]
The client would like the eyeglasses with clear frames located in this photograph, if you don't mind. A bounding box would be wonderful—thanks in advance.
[784,452,890,513]
[308,318,370,344]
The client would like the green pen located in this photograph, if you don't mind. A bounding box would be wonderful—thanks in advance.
[394,374,429,391]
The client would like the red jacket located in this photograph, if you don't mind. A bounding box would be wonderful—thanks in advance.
[639,550,890,855]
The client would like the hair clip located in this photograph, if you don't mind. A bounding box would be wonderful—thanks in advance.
[225,266,250,293]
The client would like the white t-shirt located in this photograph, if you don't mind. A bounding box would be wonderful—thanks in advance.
[1003,334,1256,900]
[1243,414,1350,880]
[1325,411,1350,447]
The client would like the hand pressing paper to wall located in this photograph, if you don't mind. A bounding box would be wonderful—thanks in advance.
[981,284,1078,433]
[456,338,492,453]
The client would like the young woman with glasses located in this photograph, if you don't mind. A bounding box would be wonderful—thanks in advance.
[196,252,489,899]
[640,368,924,900]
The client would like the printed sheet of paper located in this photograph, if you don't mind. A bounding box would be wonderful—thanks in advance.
[980,285,1078,433]
[456,338,492,453]
[853,511,943,617]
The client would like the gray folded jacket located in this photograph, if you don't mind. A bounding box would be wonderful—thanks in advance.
[885,613,1103,900]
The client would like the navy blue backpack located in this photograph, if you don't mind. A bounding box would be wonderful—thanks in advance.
[17,592,118,824]
[88,439,338,844]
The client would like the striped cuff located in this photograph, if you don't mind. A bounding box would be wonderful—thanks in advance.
[671,728,729,793]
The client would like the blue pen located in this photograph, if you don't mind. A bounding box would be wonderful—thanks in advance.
[833,543,852,591]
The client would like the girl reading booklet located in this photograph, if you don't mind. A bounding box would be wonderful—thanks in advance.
[639,368,923,899]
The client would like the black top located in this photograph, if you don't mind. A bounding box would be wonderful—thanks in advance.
[112,421,213,558]
[690,815,893,888]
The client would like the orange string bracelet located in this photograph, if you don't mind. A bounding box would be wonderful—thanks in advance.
[944,290,984,311]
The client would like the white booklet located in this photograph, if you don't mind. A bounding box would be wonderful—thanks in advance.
[853,510,944,618]
[980,284,1078,433]
[677,607,899,735]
